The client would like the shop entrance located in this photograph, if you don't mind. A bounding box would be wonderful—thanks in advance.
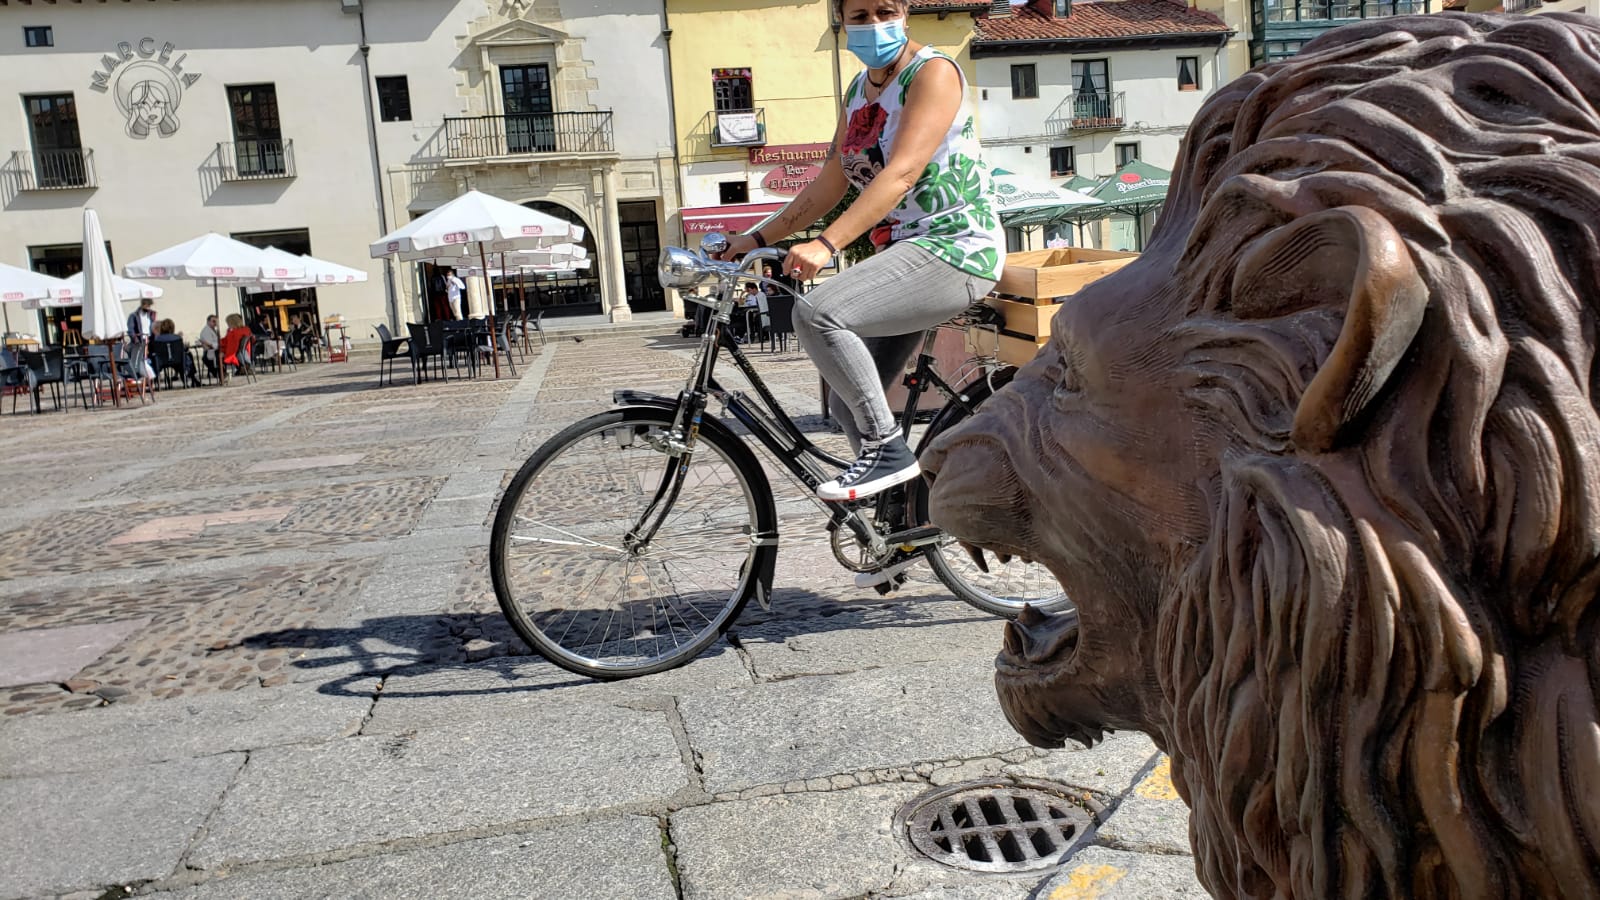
[232,228,319,337]
[620,201,664,314]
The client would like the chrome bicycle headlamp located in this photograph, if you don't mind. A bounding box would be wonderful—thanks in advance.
[658,245,709,290]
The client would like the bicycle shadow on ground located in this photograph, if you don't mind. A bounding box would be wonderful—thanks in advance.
[240,586,998,702]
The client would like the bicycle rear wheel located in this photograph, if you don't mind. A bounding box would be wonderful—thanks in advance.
[491,407,776,679]
[910,370,1075,618]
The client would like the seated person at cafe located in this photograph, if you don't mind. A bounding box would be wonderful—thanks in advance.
[250,306,283,363]
[152,318,201,388]
[220,314,254,373]
[198,314,221,379]
[289,313,317,361]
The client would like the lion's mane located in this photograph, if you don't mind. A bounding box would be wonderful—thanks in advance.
[1144,14,1600,898]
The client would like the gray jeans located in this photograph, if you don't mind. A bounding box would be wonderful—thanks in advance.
[793,242,996,450]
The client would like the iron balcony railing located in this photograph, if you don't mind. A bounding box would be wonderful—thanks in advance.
[1261,0,1429,21]
[709,108,767,149]
[443,111,615,160]
[219,139,296,181]
[10,148,97,190]
[1503,0,1541,11]
[1047,92,1126,135]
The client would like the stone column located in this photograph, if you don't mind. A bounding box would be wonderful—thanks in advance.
[601,165,632,322]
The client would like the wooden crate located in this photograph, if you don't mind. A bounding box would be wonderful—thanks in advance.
[987,297,1059,340]
[996,248,1139,301]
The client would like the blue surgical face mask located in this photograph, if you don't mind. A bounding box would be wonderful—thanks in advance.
[845,18,908,70]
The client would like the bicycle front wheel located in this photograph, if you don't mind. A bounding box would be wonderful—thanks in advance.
[491,407,776,679]
[911,370,1075,618]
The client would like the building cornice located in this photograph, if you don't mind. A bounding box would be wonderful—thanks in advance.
[972,30,1235,55]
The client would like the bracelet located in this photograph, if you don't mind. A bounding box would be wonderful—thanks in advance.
[752,230,768,248]
[816,235,839,257]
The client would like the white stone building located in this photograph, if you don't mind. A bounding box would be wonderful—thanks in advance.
[0,0,678,345]
[972,0,1231,250]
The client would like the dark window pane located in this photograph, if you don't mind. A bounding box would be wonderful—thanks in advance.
[1049,146,1075,177]
[719,181,749,204]
[376,76,411,122]
[1178,57,1199,91]
[1115,142,1139,167]
[1011,64,1038,99]
[24,26,53,48]
[713,74,754,112]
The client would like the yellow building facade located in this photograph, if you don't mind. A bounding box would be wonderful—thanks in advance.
[663,0,988,245]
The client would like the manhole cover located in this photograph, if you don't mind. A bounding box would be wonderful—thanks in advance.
[896,779,1098,874]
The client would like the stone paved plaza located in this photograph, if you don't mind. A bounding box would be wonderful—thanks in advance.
[0,330,1205,900]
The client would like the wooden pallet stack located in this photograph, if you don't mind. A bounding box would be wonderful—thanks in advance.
[971,248,1140,366]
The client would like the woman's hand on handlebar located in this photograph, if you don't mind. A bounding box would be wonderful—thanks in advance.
[712,233,759,262]
[783,240,833,282]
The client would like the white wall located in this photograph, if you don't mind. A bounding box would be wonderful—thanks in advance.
[0,0,677,341]
[0,0,473,341]
[562,0,676,160]
[975,44,1225,181]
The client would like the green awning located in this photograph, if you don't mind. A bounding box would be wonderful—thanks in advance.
[1088,159,1171,214]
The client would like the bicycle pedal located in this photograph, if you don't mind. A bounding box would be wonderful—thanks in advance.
[872,573,908,596]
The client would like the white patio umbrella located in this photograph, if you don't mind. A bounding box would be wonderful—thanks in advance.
[124,233,305,322]
[989,167,1102,228]
[30,272,163,307]
[369,191,581,258]
[370,191,580,378]
[244,249,369,293]
[0,262,71,335]
[424,244,587,273]
[80,209,129,405]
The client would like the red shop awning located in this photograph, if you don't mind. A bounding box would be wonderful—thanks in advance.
[681,202,787,235]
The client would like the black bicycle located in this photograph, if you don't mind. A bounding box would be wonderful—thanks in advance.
[490,235,1073,678]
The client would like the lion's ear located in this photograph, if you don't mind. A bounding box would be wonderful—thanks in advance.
[1230,207,1427,453]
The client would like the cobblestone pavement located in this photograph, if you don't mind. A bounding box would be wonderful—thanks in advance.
[0,330,1207,899]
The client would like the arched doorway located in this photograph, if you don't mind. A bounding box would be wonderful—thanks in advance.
[501,200,602,318]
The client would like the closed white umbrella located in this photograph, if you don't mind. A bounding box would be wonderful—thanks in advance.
[80,209,130,405]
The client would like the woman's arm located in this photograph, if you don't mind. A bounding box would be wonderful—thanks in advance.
[752,116,851,244]
[818,59,961,251]
[779,58,963,279]
[715,115,850,260]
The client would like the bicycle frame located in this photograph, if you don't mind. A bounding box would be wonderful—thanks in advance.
[621,245,1003,568]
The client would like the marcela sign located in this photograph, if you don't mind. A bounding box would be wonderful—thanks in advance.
[87,39,202,139]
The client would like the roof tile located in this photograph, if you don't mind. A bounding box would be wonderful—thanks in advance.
[975,0,1230,42]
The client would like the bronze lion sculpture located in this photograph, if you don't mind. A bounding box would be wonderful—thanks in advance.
[923,13,1600,899]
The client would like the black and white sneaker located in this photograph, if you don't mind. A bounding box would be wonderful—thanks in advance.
[817,432,921,502]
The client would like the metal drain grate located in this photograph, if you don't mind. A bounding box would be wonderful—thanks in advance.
[896,779,1098,874]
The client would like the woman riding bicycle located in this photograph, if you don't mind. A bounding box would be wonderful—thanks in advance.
[715,0,1003,503]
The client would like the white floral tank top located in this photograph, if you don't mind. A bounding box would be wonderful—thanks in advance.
[839,46,1004,282]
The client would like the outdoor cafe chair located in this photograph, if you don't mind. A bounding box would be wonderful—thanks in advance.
[0,349,28,415]
[443,321,478,377]
[766,293,796,353]
[374,324,413,387]
[149,340,190,390]
[415,322,450,382]
[19,348,67,414]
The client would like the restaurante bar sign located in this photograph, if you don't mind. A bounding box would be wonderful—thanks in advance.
[87,38,202,139]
